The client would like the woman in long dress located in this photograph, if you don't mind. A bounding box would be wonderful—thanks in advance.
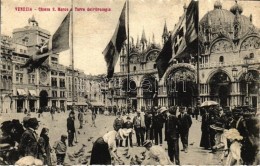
[38,128,52,165]
[90,128,132,165]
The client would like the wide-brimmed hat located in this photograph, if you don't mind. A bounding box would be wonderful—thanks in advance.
[118,128,132,140]
[210,121,225,131]
[143,140,152,147]
[159,107,167,114]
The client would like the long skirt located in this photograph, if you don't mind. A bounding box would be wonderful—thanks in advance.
[90,137,111,165]
[200,130,211,149]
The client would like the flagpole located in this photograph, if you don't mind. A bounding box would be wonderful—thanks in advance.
[71,0,75,106]
[196,0,200,108]
[127,0,130,111]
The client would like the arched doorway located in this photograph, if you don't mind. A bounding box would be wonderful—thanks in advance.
[40,90,48,108]
[239,70,259,108]
[121,78,137,109]
[166,69,196,107]
[209,71,231,107]
[141,75,158,107]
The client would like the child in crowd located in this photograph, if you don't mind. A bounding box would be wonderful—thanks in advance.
[53,134,68,165]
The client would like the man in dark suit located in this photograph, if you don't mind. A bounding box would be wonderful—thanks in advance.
[154,108,165,145]
[178,107,192,153]
[67,111,76,147]
[165,106,180,165]
[19,118,39,158]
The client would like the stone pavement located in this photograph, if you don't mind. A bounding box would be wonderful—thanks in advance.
[0,112,222,165]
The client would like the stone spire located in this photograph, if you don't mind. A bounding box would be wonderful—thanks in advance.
[152,33,155,44]
[140,28,147,44]
[250,14,252,23]
[162,20,169,45]
[140,28,147,51]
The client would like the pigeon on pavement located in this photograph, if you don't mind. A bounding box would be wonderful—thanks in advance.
[126,155,131,159]
[67,153,76,162]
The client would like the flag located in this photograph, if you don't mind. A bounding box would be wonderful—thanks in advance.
[156,35,172,79]
[21,41,50,69]
[156,0,198,79]
[103,2,127,79]
[52,10,71,54]
[172,0,198,59]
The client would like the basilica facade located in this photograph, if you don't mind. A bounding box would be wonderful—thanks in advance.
[104,1,259,111]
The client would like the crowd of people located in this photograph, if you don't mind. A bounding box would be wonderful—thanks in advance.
[0,103,259,165]
[0,106,94,165]
[94,104,259,165]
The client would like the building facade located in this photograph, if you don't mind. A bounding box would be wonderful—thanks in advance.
[0,16,87,113]
[103,1,259,111]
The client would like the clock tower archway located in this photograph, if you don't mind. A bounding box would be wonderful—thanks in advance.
[40,90,48,108]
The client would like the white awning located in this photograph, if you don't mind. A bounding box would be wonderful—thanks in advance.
[29,90,37,96]
[67,102,88,106]
[17,89,27,96]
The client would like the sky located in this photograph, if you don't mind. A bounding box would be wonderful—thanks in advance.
[1,0,259,75]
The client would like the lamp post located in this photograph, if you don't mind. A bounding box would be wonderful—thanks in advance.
[232,67,238,108]
[242,56,250,105]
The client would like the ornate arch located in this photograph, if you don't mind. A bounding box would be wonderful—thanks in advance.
[209,37,234,54]
[161,63,196,85]
[144,49,160,62]
[239,35,260,51]
[206,69,233,83]
[129,53,140,64]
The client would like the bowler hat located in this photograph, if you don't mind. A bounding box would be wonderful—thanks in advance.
[169,107,177,115]
[126,116,131,120]
[27,118,39,128]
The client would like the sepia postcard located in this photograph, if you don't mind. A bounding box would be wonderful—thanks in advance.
[0,0,259,165]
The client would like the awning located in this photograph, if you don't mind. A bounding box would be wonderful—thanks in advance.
[17,89,27,96]
[67,101,88,106]
[29,90,37,96]
[91,101,104,106]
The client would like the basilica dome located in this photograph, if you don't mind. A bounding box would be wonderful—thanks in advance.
[199,1,254,41]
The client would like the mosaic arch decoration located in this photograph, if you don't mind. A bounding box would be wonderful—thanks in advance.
[129,53,140,64]
[210,39,233,53]
[145,49,160,62]
[162,63,196,84]
[240,36,260,51]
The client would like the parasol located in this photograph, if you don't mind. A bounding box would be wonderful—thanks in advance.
[201,100,218,107]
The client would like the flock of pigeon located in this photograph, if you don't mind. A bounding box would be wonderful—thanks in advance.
[63,135,150,165]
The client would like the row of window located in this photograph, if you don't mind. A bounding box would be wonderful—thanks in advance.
[0,78,12,90]
[121,64,157,72]
[1,64,11,70]
[51,91,66,98]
